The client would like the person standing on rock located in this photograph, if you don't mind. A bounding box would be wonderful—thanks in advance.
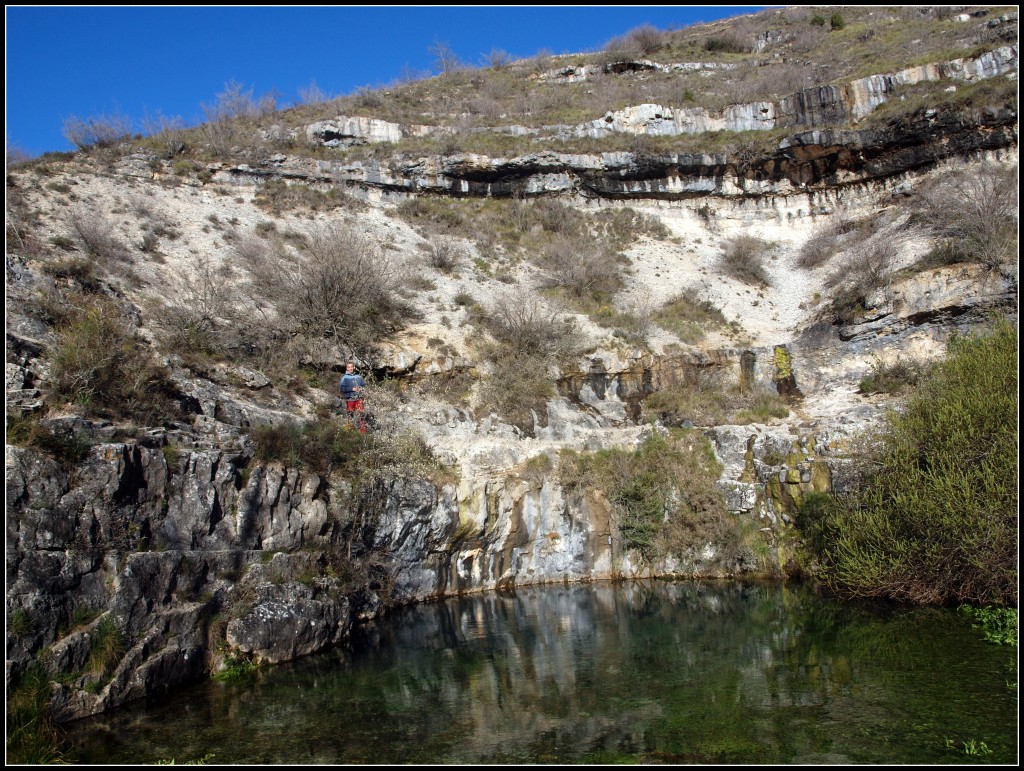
[339,361,367,432]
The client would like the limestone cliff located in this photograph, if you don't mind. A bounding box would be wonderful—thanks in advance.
[5,5,1018,722]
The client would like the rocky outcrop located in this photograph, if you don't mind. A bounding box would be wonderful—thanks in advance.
[211,101,1017,201]
[295,47,1016,151]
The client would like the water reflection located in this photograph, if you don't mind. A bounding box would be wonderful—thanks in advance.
[66,581,1017,765]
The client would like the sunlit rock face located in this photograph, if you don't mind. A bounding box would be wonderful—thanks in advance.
[5,19,1018,723]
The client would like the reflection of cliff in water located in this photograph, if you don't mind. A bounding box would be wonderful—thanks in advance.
[351,582,831,760]
[65,580,1017,765]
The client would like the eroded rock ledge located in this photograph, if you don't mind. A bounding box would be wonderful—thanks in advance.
[207,103,1017,201]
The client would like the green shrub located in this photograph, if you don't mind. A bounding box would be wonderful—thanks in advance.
[642,368,788,427]
[86,617,125,679]
[703,32,751,53]
[801,319,1018,605]
[6,410,91,465]
[48,296,179,423]
[830,12,845,30]
[559,431,728,564]
[6,664,66,764]
[42,256,101,290]
[959,605,1018,646]
[8,609,36,639]
[252,416,369,478]
[653,289,727,343]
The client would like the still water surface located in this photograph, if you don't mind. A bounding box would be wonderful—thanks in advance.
[66,581,1017,764]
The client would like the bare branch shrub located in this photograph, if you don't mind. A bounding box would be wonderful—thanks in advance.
[151,255,239,356]
[424,236,464,274]
[236,221,412,357]
[798,212,859,269]
[484,288,578,360]
[538,233,622,300]
[140,110,187,158]
[61,112,132,151]
[915,164,1018,269]
[67,209,133,264]
[605,24,669,57]
[719,235,770,285]
[483,48,513,70]
[199,80,268,154]
[298,80,327,105]
[827,236,904,324]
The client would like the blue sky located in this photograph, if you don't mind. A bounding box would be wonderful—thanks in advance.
[6,5,769,157]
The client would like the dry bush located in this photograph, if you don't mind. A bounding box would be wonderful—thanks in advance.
[827,235,904,324]
[424,236,465,274]
[719,235,770,285]
[151,255,240,357]
[798,212,859,269]
[483,288,578,360]
[537,233,622,301]
[604,24,669,58]
[235,221,412,357]
[915,164,1018,269]
[483,48,513,70]
[67,209,133,265]
[703,29,754,54]
[61,112,132,151]
[475,348,557,433]
[140,110,187,158]
[789,26,827,54]
[198,80,273,156]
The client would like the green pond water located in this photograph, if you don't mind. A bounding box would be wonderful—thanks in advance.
[64,581,1017,765]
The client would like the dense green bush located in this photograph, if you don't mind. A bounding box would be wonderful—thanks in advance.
[652,289,727,344]
[858,356,924,395]
[800,319,1018,605]
[642,367,789,427]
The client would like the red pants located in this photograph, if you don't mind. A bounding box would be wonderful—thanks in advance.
[345,400,366,432]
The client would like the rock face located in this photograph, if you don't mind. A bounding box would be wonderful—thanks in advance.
[215,101,1018,202]
[6,231,1018,720]
[4,21,1019,728]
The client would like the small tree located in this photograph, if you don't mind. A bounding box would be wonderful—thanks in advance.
[429,39,464,77]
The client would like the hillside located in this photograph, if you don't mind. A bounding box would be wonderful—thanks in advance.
[5,5,1019,725]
